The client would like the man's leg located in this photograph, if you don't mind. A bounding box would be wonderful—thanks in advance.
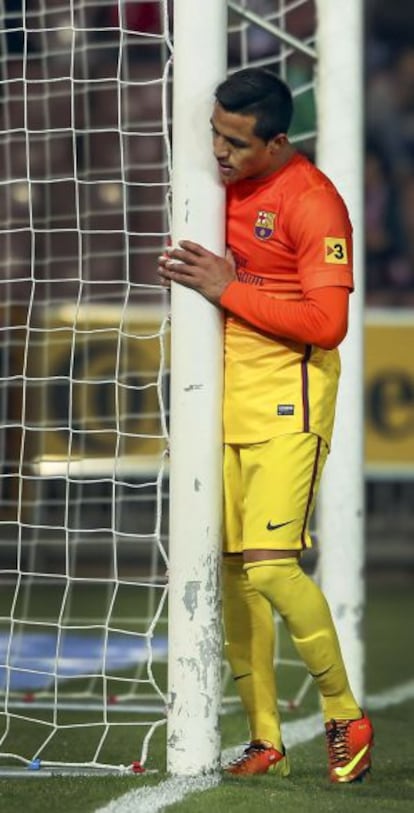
[244,557,361,721]
[241,433,373,782]
[222,445,289,775]
[222,554,281,749]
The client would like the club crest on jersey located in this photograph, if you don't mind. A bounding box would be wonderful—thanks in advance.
[254,210,276,240]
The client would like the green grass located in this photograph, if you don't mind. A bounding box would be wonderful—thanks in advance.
[169,707,414,813]
[0,578,413,812]
[1,705,413,813]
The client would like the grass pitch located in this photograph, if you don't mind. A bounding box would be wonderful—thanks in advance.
[0,577,413,813]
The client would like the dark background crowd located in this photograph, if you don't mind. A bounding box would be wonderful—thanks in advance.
[365,0,414,305]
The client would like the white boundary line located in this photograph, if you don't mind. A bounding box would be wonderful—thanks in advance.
[95,679,414,813]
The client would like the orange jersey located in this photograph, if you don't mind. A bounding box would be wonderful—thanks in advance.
[221,152,354,445]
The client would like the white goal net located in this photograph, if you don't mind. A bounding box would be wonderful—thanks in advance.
[0,0,318,775]
[0,0,172,774]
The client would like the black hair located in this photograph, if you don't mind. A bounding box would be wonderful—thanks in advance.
[215,68,293,141]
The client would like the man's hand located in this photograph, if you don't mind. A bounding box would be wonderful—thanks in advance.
[158,240,237,304]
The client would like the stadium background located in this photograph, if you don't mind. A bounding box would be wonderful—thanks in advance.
[1,0,413,577]
[0,2,413,804]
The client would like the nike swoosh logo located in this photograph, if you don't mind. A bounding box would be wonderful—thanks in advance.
[334,744,370,778]
[266,519,295,531]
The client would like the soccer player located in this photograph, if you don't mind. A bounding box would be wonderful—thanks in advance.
[158,68,373,783]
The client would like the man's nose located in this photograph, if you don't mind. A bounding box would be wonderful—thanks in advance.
[213,134,229,158]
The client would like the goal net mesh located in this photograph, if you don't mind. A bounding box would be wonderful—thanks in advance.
[0,0,317,773]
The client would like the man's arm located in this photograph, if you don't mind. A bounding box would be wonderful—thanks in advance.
[220,281,349,349]
[158,240,350,349]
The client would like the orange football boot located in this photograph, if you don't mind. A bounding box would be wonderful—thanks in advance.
[224,741,290,777]
[325,714,374,783]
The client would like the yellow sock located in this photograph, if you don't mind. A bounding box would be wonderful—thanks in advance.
[222,556,283,749]
[244,559,361,722]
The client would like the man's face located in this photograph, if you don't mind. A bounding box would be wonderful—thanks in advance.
[211,102,280,185]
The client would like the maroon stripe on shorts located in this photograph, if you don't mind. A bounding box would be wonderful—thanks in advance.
[301,435,322,549]
[301,345,312,432]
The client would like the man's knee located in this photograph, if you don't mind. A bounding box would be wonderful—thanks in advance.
[243,557,302,614]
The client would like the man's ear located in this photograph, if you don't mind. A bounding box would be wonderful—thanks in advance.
[269,134,288,153]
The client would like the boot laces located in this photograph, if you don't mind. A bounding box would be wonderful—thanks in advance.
[326,720,351,765]
[229,741,268,768]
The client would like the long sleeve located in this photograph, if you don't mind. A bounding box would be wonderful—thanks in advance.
[219,282,350,350]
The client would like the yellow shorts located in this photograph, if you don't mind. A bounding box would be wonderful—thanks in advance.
[223,432,328,553]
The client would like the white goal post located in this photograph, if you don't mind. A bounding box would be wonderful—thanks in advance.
[315,0,365,705]
[166,0,226,776]
[167,0,365,773]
